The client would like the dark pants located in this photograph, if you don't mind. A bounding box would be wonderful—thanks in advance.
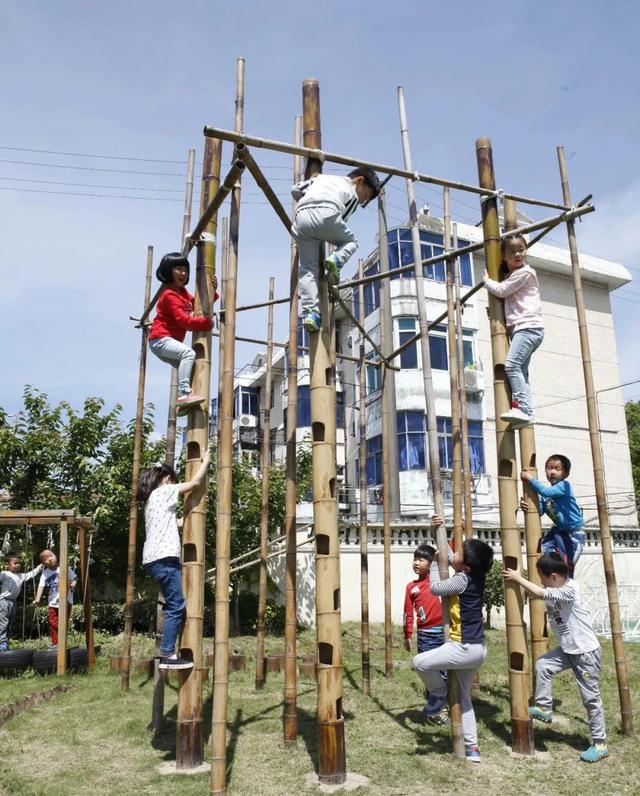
[144,557,185,656]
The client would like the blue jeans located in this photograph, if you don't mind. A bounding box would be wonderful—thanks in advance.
[149,337,195,396]
[541,527,586,577]
[505,328,544,416]
[417,626,444,654]
[143,557,185,656]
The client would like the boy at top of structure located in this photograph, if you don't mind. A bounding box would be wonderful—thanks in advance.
[503,553,608,763]
[0,553,43,651]
[292,167,381,332]
[33,549,77,647]
[520,453,585,577]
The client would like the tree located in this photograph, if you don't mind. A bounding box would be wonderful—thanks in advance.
[483,560,505,629]
[625,400,640,508]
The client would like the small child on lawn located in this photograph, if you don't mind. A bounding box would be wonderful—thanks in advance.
[412,519,494,762]
[0,553,43,650]
[33,550,76,647]
[503,552,608,763]
[521,453,585,576]
[292,167,380,332]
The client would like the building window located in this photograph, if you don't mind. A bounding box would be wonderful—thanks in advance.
[366,361,382,395]
[366,434,383,486]
[397,316,419,369]
[364,261,380,316]
[437,417,485,473]
[462,328,475,368]
[297,385,311,427]
[386,228,473,286]
[397,411,426,471]
[429,325,448,370]
[297,318,310,355]
[234,387,259,417]
[211,397,218,424]
[336,391,345,430]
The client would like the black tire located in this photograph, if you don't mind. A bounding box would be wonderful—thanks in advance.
[0,648,34,675]
[32,646,88,676]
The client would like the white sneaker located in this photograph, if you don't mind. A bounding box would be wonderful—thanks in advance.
[500,407,535,426]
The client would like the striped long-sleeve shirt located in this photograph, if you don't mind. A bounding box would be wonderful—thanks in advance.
[429,550,486,644]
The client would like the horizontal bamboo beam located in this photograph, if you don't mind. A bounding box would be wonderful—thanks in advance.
[204,126,571,211]
[233,296,290,313]
[0,510,94,529]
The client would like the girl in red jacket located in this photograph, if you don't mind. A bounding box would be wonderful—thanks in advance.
[149,252,214,412]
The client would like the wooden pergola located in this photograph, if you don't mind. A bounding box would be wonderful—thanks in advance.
[0,509,95,675]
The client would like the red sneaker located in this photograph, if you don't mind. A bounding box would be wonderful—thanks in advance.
[176,393,206,410]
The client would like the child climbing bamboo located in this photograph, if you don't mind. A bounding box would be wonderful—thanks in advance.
[292,167,381,332]
[148,252,217,413]
[483,233,543,427]
[137,449,210,670]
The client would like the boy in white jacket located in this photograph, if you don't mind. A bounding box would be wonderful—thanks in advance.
[292,167,380,331]
[0,553,43,650]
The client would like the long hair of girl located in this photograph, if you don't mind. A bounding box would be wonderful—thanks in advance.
[137,464,178,502]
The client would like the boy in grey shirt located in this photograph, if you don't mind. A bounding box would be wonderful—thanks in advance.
[503,552,608,763]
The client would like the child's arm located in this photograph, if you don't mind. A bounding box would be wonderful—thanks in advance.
[164,291,213,332]
[403,583,414,651]
[502,565,545,599]
[177,449,211,495]
[22,563,43,584]
[483,267,532,298]
[32,573,45,605]
[291,178,312,200]
[521,472,571,500]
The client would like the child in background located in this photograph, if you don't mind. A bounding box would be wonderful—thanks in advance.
[292,167,380,332]
[483,234,544,427]
[521,453,585,577]
[412,518,494,762]
[0,553,43,650]
[148,252,216,413]
[33,550,76,647]
[138,449,210,670]
[503,553,608,763]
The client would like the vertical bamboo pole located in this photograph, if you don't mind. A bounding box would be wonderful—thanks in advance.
[121,245,154,691]
[397,86,464,757]
[284,115,303,743]
[476,139,534,754]
[380,375,393,679]
[166,148,197,468]
[217,217,229,429]
[443,189,464,552]
[557,146,633,736]
[304,78,346,785]
[452,224,474,539]
[56,519,69,676]
[357,261,370,696]
[78,527,95,667]
[502,198,547,671]
[210,57,244,795]
[176,132,220,768]
[256,277,275,689]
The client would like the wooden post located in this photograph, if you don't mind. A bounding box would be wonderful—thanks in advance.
[502,198,548,671]
[284,115,303,743]
[452,224,474,539]
[443,189,464,552]
[476,138,534,755]
[175,138,220,768]
[78,527,95,667]
[210,57,244,796]
[56,519,69,676]
[256,277,275,689]
[304,78,346,785]
[166,148,197,468]
[557,146,634,736]
[397,86,464,757]
[121,245,154,691]
[357,260,370,696]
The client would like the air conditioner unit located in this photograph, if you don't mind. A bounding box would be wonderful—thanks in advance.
[464,368,485,394]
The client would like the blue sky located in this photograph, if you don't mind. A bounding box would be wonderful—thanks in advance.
[2,0,639,427]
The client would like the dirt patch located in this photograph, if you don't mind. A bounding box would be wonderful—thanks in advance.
[0,685,73,727]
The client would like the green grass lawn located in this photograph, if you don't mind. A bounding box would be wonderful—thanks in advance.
[1,625,638,795]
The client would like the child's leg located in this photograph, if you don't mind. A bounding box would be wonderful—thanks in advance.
[534,647,570,710]
[0,598,12,646]
[149,338,196,396]
[455,667,482,749]
[293,209,325,315]
[319,212,358,269]
[413,640,485,699]
[568,528,586,573]
[145,557,185,656]
[504,329,544,415]
[48,606,59,645]
[569,649,606,742]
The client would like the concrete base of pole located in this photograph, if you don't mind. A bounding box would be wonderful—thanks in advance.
[304,773,369,793]
[156,761,209,776]
[509,748,550,761]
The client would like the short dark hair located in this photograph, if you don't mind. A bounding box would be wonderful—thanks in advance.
[347,167,380,198]
[156,252,190,285]
[462,538,493,576]
[545,454,571,475]
[536,552,568,578]
[414,543,436,562]
[137,463,178,503]
[4,552,19,563]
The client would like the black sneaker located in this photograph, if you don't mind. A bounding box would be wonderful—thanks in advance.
[158,655,193,670]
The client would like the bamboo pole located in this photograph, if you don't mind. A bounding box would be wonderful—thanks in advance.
[203,125,570,211]
[380,362,394,678]
[56,519,69,676]
[121,245,154,691]
[304,78,346,785]
[216,217,229,441]
[476,139,534,754]
[397,86,464,756]
[78,528,95,668]
[234,296,289,313]
[166,148,197,468]
[444,189,464,553]
[210,57,244,796]
[176,135,221,769]
[502,198,548,672]
[452,225,474,539]
[255,277,275,689]
[357,261,371,696]
[284,114,302,745]
[557,146,633,736]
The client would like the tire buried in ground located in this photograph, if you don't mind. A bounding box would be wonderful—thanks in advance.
[0,648,34,676]
[32,647,88,676]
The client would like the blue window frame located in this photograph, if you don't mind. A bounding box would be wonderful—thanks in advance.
[437,417,485,473]
[429,326,448,370]
[397,411,426,471]
[297,385,311,427]
[398,317,418,369]
[364,260,380,316]
[366,362,382,394]
[386,228,473,286]
[366,434,383,486]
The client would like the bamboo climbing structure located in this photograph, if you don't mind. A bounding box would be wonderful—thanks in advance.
[357,260,370,696]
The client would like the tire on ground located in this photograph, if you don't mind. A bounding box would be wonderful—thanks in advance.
[0,648,34,675]
[32,647,88,676]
